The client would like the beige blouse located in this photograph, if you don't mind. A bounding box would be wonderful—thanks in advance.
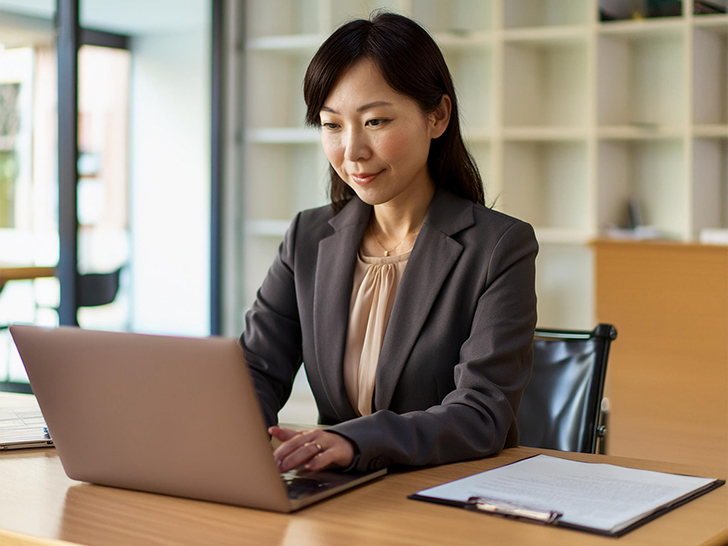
[343,250,410,416]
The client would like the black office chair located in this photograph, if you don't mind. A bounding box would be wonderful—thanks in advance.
[518,323,617,454]
[77,268,122,308]
[29,267,123,324]
[2,267,122,324]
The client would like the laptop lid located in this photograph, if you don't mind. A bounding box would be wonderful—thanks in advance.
[10,325,294,511]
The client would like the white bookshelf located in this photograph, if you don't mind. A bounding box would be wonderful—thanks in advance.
[240,0,728,331]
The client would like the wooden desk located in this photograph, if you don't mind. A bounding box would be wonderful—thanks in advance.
[0,446,724,546]
[0,266,55,292]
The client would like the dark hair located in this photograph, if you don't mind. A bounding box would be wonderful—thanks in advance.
[303,11,484,212]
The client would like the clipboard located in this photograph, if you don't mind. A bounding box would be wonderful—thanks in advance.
[408,455,725,537]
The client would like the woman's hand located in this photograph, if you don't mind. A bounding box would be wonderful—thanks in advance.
[269,426,355,472]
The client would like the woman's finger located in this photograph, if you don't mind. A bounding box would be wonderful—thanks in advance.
[278,440,323,472]
[268,426,302,442]
[297,433,355,471]
[273,429,321,466]
[304,449,335,471]
[272,430,355,472]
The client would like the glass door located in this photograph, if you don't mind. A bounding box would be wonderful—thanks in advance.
[0,1,58,391]
[0,0,214,392]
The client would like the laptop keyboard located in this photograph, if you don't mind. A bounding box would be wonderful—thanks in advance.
[281,470,331,499]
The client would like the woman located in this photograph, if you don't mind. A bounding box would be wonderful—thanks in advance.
[241,12,538,474]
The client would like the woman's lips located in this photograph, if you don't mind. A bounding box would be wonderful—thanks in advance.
[351,170,382,185]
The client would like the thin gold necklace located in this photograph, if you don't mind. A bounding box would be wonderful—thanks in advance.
[369,224,410,257]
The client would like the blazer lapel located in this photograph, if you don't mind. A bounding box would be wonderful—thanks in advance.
[374,190,474,411]
[313,197,370,422]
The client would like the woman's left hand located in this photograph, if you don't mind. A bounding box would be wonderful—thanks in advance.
[269,426,355,472]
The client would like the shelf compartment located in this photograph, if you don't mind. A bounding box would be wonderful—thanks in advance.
[243,235,285,310]
[244,143,328,221]
[598,124,684,139]
[504,0,591,29]
[694,125,728,137]
[693,26,727,125]
[462,128,494,142]
[501,141,590,233]
[502,26,589,45]
[247,0,319,38]
[693,137,728,236]
[245,49,315,129]
[535,243,594,330]
[441,45,494,132]
[466,141,493,199]
[693,8,728,20]
[433,32,493,49]
[503,40,589,128]
[597,139,687,239]
[597,29,686,127]
[503,127,588,141]
[693,16,728,30]
[598,18,686,36]
[599,1,683,24]
[410,0,494,34]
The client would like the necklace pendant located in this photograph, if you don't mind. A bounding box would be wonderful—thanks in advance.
[384,250,389,256]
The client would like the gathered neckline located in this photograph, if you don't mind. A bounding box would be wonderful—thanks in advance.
[357,250,411,265]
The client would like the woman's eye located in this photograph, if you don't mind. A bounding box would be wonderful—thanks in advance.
[367,119,388,127]
[322,122,339,130]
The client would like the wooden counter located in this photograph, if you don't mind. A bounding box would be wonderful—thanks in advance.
[0,266,55,292]
[593,240,728,469]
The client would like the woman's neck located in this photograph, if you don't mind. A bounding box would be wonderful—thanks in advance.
[370,180,436,245]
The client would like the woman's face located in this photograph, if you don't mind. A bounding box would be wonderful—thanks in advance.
[319,58,449,208]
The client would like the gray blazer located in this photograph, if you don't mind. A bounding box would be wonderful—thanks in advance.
[241,188,538,472]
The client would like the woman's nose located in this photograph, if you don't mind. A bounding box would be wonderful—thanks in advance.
[343,128,371,162]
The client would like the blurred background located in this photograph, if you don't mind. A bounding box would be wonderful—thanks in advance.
[0,0,725,468]
[0,0,212,378]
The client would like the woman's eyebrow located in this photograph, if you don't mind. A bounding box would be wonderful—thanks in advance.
[320,101,393,114]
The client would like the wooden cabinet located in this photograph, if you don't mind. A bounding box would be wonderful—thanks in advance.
[594,240,728,469]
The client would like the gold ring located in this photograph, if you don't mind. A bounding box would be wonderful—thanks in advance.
[314,443,323,454]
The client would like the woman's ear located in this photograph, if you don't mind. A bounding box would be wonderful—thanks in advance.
[429,94,452,139]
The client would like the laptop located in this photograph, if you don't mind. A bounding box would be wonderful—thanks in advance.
[9,325,385,512]
[0,393,54,451]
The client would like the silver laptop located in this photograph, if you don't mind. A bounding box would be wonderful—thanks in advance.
[9,325,385,512]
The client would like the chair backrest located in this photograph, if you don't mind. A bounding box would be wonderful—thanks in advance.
[77,268,122,308]
[517,323,617,454]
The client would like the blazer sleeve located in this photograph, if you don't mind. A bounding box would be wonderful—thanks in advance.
[327,221,538,472]
[239,213,303,429]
